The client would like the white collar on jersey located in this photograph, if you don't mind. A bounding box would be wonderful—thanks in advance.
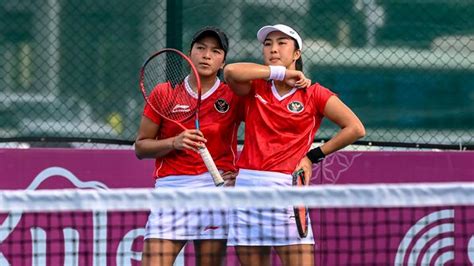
[184,75,221,100]
[271,80,297,101]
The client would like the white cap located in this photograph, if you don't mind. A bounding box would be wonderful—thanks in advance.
[257,24,303,50]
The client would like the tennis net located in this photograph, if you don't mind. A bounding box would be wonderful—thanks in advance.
[1,183,473,265]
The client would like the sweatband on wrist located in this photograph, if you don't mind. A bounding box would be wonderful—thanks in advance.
[268,65,286,81]
[306,146,325,164]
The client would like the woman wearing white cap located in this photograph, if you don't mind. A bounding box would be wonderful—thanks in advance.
[224,24,365,265]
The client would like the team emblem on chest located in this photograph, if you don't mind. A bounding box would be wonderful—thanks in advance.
[287,101,304,113]
[214,98,230,113]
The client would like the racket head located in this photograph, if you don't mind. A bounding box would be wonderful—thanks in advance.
[139,48,202,126]
[292,169,309,238]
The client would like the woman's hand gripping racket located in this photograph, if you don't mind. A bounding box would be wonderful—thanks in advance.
[292,169,309,238]
[139,48,224,186]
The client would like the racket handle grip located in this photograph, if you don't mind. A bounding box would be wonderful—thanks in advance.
[198,146,225,187]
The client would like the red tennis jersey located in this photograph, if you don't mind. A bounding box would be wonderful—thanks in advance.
[143,79,243,178]
[237,79,335,174]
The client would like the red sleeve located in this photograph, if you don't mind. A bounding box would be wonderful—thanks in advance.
[143,103,162,125]
[244,78,269,102]
[234,95,246,123]
[142,88,162,124]
[240,79,264,116]
[313,83,336,117]
[250,79,268,94]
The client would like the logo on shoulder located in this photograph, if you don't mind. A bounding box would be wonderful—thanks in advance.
[214,98,229,113]
[287,101,304,113]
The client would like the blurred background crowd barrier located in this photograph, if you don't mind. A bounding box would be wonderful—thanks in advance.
[1,0,473,149]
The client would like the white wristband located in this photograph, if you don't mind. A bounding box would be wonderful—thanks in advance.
[268,65,286,81]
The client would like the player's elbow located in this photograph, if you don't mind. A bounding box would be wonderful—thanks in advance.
[352,122,366,139]
[223,64,236,82]
[135,152,144,160]
[223,64,241,82]
[224,68,248,96]
[223,65,239,86]
[133,141,145,160]
[134,151,145,160]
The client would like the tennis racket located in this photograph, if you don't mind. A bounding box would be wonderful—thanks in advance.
[139,48,224,186]
[292,168,309,238]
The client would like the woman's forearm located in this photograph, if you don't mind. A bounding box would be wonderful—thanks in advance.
[320,124,365,155]
[134,137,175,159]
[224,63,271,82]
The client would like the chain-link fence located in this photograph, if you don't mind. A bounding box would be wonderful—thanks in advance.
[1,0,473,149]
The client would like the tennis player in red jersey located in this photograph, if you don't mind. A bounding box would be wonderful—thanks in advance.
[135,26,243,266]
[224,24,365,266]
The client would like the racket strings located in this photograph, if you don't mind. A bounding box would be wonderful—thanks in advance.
[143,52,198,122]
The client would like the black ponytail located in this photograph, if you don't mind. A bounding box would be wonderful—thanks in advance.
[293,39,303,71]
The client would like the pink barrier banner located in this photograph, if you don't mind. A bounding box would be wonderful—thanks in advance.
[0,148,473,265]
[0,148,153,266]
[309,151,474,266]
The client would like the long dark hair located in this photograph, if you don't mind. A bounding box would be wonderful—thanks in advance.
[293,39,303,71]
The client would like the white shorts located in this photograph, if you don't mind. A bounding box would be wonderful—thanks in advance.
[144,173,228,240]
[227,169,314,246]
